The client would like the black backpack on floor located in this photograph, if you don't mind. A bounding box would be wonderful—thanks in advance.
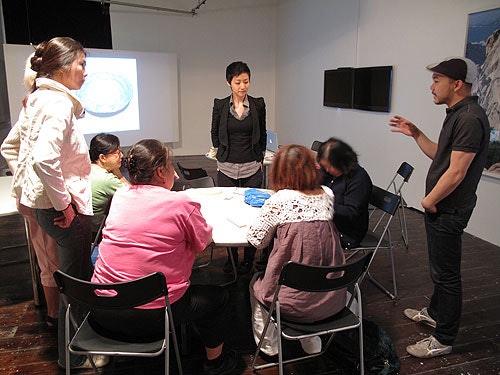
[327,318,400,374]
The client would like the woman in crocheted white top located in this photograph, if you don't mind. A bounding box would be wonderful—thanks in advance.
[247,144,346,356]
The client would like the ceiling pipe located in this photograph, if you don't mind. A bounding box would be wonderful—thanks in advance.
[85,0,205,16]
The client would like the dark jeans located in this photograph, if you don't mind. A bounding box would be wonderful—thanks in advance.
[424,205,474,346]
[35,208,93,368]
[217,169,263,263]
[89,284,229,349]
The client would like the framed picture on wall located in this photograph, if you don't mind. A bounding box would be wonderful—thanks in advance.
[465,6,500,177]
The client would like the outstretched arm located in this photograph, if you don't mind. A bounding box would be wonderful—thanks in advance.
[389,115,438,160]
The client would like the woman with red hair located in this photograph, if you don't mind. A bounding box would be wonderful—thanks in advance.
[247,144,346,357]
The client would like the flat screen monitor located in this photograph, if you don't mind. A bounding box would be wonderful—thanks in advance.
[352,65,393,112]
[323,68,353,109]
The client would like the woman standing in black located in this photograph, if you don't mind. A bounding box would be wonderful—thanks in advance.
[210,61,266,274]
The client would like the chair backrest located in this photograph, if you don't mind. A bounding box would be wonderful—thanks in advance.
[182,176,215,189]
[53,271,168,310]
[397,162,414,182]
[176,162,208,180]
[278,252,373,292]
[369,185,401,216]
[387,162,414,196]
[311,140,322,152]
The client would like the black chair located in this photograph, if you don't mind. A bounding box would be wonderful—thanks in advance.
[53,271,183,375]
[383,162,414,248]
[176,162,208,180]
[311,140,322,152]
[0,168,13,176]
[252,252,373,375]
[347,185,401,299]
[181,176,216,190]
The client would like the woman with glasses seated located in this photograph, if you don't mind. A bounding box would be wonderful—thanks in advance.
[91,139,239,375]
[89,133,130,236]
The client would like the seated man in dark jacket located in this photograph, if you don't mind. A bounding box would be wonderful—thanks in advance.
[317,138,373,248]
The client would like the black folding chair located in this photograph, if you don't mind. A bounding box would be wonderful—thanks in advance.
[181,176,216,190]
[347,185,401,299]
[53,271,183,375]
[311,140,322,152]
[382,162,414,248]
[176,162,208,180]
[252,253,373,375]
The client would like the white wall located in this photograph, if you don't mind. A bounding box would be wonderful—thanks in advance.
[110,0,277,155]
[110,0,499,246]
[275,0,500,246]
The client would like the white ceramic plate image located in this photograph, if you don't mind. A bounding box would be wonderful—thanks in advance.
[76,72,134,116]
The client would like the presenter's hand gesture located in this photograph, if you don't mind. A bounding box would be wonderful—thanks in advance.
[389,115,419,138]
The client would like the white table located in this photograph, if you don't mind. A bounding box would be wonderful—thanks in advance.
[0,176,41,305]
[183,186,271,285]
[183,187,267,247]
[0,176,17,216]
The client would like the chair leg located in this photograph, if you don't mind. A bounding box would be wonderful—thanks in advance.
[219,247,237,287]
[389,246,397,298]
[359,324,364,375]
[367,271,396,300]
[398,195,409,248]
[193,245,215,269]
[276,307,284,375]
[170,326,183,375]
[65,307,71,375]
[365,245,397,299]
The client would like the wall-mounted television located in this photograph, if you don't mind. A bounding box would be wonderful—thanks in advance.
[323,65,393,113]
[352,66,392,112]
[323,68,353,108]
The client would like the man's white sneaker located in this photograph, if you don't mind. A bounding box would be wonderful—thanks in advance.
[404,307,437,328]
[406,336,452,358]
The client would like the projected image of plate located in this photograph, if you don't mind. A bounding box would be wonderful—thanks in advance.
[76,72,134,116]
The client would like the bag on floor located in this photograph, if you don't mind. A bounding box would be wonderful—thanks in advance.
[327,318,400,375]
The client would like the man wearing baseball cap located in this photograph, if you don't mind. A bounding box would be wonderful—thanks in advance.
[388,57,489,358]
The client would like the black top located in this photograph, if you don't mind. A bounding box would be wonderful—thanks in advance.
[323,165,373,248]
[226,114,254,163]
[426,96,489,212]
[210,95,266,163]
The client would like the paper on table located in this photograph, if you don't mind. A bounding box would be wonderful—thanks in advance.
[226,215,247,228]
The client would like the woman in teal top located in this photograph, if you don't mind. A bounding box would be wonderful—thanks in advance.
[89,133,130,234]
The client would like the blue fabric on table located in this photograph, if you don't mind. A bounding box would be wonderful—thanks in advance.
[244,188,271,207]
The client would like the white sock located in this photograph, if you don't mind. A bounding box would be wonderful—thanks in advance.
[299,336,322,354]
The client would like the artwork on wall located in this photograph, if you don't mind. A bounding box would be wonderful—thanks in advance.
[465,6,500,177]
